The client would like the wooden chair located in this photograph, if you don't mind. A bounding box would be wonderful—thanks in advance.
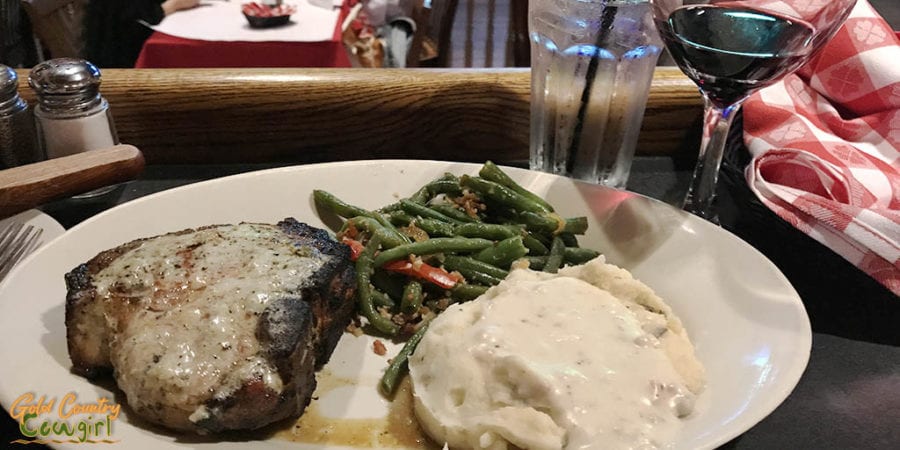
[407,0,458,67]
[408,0,530,68]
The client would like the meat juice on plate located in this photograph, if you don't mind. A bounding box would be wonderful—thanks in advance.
[529,0,662,188]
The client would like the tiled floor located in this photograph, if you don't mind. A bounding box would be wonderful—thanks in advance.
[449,0,900,68]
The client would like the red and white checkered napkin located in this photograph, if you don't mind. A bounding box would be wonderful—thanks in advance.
[742,0,900,296]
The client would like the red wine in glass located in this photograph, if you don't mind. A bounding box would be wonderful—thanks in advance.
[659,6,815,107]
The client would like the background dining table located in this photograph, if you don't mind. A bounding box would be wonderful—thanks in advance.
[1,68,898,448]
[134,0,352,69]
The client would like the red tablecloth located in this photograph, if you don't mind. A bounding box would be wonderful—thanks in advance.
[134,3,351,68]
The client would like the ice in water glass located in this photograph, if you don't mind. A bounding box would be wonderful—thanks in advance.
[529,0,663,189]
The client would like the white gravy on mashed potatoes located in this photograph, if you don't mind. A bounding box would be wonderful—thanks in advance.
[408,257,705,450]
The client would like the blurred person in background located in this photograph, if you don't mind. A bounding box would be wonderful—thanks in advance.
[22,0,89,60]
[0,0,39,67]
[83,0,199,68]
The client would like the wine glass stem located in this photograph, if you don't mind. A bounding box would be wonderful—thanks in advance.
[682,98,741,221]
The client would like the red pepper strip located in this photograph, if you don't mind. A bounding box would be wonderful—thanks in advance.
[341,237,364,261]
[383,260,462,290]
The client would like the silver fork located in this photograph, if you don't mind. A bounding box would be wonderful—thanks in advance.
[0,222,43,281]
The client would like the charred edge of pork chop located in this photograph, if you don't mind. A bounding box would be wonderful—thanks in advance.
[194,219,357,433]
[64,218,356,433]
[275,219,358,368]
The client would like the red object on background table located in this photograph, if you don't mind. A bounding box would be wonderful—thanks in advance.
[134,2,352,68]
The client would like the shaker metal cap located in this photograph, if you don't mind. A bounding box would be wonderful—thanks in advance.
[0,65,18,98]
[28,58,102,96]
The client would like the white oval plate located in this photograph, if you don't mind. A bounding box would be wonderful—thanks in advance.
[0,160,810,449]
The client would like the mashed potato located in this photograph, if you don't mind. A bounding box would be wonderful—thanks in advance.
[408,257,705,450]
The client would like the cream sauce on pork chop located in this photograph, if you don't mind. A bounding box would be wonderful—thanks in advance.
[90,223,333,429]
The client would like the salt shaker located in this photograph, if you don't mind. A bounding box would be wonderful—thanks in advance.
[0,65,41,170]
[29,58,119,197]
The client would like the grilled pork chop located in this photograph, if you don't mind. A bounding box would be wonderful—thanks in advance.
[64,218,355,433]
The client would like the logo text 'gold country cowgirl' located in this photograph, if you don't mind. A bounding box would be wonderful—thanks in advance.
[8,392,121,444]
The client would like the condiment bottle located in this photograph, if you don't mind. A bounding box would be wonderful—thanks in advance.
[0,65,42,170]
[28,58,119,197]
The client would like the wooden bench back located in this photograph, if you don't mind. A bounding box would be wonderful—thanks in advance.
[15,68,702,164]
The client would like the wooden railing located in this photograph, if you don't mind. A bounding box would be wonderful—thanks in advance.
[15,68,702,164]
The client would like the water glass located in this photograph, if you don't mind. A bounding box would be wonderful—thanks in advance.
[529,0,662,189]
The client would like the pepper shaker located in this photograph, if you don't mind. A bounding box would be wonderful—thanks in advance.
[29,58,119,197]
[0,65,42,170]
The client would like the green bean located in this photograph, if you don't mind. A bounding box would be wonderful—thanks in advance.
[314,190,410,245]
[454,223,521,240]
[450,283,490,301]
[388,211,415,226]
[527,229,552,247]
[380,320,430,396]
[562,217,588,235]
[473,236,528,269]
[356,236,399,335]
[479,161,554,212]
[378,202,403,213]
[372,289,396,309]
[442,255,509,280]
[400,199,461,224]
[527,248,601,269]
[426,179,463,197]
[516,211,560,234]
[460,175,550,214]
[346,217,407,248]
[372,269,406,299]
[517,211,588,235]
[560,232,579,248]
[415,218,455,237]
[401,281,424,314]
[522,233,550,256]
[563,247,601,264]
[408,185,431,204]
[525,256,547,270]
[430,204,478,223]
[373,237,493,267]
[313,189,371,219]
[404,173,461,206]
[543,237,565,273]
[451,266,503,285]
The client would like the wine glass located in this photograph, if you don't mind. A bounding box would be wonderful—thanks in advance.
[649,0,858,220]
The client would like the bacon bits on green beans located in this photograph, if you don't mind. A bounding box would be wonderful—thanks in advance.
[460,175,550,214]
